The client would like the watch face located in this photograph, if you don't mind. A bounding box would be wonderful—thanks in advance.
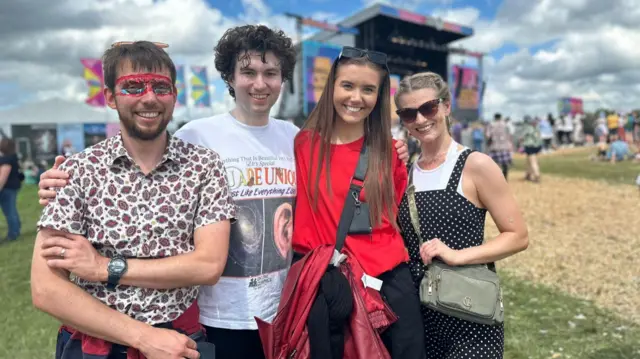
[108,258,126,273]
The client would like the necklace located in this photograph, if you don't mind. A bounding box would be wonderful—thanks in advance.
[418,138,452,170]
[418,151,448,170]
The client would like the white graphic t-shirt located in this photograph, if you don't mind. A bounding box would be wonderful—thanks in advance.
[174,113,299,330]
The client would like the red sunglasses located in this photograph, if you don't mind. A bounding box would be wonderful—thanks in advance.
[396,98,443,123]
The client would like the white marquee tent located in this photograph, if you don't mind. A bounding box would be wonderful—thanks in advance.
[0,98,116,131]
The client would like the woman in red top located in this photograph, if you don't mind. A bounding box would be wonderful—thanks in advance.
[292,47,425,359]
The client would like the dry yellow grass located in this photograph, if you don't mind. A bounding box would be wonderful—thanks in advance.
[486,171,640,323]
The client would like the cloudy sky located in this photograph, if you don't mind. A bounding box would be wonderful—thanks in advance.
[1,0,639,121]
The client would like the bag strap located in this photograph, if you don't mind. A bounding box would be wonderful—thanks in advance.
[406,164,425,246]
[406,157,496,272]
[335,141,368,252]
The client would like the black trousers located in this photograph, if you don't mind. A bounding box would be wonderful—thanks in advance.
[378,263,426,359]
[203,325,265,359]
[307,265,354,359]
[305,259,425,359]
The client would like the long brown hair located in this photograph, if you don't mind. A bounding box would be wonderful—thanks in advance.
[298,56,396,228]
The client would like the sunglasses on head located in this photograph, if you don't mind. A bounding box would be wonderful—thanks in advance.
[396,98,443,123]
[339,46,388,68]
[111,41,169,49]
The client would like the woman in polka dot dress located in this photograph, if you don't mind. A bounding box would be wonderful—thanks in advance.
[393,72,530,359]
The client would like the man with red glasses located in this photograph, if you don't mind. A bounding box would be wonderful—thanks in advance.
[30,41,235,359]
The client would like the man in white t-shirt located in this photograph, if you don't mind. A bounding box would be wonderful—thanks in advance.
[173,25,299,359]
[38,25,409,359]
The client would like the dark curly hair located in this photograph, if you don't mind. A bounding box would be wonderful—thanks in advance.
[214,25,297,99]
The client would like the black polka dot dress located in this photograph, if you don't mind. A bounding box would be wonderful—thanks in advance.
[397,148,505,359]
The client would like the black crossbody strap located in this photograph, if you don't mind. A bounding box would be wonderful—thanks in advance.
[335,142,368,252]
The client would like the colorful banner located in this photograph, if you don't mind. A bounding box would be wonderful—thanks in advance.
[176,65,187,107]
[558,97,584,116]
[190,66,211,107]
[450,66,480,110]
[390,74,401,121]
[81,58,105,107]
[84,123,107,147]
[57,124,85,157]
[449,57,482,122]
[106,123,120,138]
[302,41,342,115]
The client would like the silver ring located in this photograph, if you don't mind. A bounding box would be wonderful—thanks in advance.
[60,248,66,258]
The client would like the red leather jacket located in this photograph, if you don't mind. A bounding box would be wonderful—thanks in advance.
[256,245,397,359]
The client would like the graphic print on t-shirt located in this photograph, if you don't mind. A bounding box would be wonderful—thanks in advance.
[225,197,293,278]
[173,114,300,329]
[222,153,296,278]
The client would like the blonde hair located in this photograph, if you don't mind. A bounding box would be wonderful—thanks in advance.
[394,72,452,130]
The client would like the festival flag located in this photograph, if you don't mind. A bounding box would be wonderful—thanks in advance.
[175,65,187,107]
[390,74,400,120]
[190,66,211,107]
[80,58,105,107]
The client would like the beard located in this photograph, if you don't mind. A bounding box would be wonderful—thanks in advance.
[117,107,172,141]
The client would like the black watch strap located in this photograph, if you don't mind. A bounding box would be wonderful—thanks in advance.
[106,273,120,290]
[106,255,127,290]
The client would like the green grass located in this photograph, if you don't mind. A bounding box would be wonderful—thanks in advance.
[2,185,640,358]
[501,273,640,359]
[512,147,640,185]
[0,185,59,359]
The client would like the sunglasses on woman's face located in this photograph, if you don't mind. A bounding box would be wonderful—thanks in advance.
[396,98,443,123]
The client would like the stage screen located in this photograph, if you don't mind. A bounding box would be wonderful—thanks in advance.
[449,55,482,122]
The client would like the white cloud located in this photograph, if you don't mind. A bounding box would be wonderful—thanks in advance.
[0,0,304,121]
[0,0,234,107]
[241,0,271,19]
[3,0,640,122]
[429,0,640,119]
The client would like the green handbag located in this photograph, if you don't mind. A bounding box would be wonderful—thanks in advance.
[406,182,504,326]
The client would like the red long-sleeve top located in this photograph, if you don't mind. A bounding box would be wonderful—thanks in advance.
[292,130,409,277]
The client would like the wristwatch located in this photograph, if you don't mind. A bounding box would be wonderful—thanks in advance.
[106,254,128,290]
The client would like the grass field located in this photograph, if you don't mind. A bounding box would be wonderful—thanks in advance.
[511,147,640,185]
[1,148,639,358]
